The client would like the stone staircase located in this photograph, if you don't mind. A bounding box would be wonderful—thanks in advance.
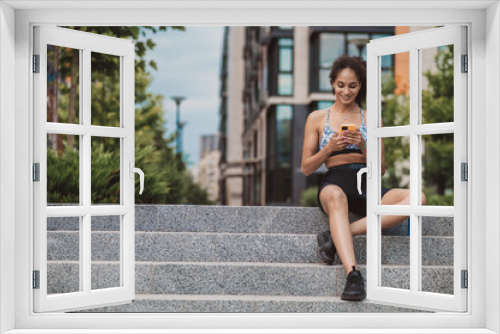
[46,205,454,313]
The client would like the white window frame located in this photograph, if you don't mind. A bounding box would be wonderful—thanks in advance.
[365,26,468,312]
[33,25,136,313]
[0,1,498,333]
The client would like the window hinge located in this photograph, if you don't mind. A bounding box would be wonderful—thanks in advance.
[33,270,40,289]
[461,162,468,181]
[33,54,40,73]
[461,54,468,73]
[461,270,468,289]
[33,163,40,182]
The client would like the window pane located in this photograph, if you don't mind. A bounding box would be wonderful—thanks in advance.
[92,215,121,290]
[421,45,454,124]
[47,134,80,205]
[91,137,121,205]
[47,45,80,124]
[278,74,293,95]
[372,33,392,40]
[278,38,293,46]
[279,48,293,72]
[276,105,293,167]
[91,52,121,127]
[381,136,410,204]
[317,101,333,110]
[421,134,454,206]
[381,52,409,127]
[319,69,332,92]
[380,215,410,291]
[381,53,393,69]
[47,217,80,294]
[421,216,454,295]
[267,105,293,204]
[319,33,344,69]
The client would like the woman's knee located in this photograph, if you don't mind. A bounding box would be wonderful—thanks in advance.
[323,186,348,209]
[421,191,427,205]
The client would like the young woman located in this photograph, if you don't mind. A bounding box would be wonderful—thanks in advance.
[300,55,426,301]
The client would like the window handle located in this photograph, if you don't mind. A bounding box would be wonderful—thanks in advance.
[357,165,370,195]
[129,162,144,195]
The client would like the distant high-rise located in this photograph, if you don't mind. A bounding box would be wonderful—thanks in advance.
[199,134,221,203]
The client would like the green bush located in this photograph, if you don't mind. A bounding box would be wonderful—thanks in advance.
[301,187,318,207]
[423,186,454,206]
[47,147,79,203]
[46,26,212,206]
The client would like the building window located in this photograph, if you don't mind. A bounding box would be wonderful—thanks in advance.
[253,169,261,205]
[269,38,294,96]
[266,105,293,204]
[311,31,393,93]
[317,100,333,111]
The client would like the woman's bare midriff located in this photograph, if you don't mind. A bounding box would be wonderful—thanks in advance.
[324,154,366,169]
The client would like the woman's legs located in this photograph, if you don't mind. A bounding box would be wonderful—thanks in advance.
[349,189,427,237]
[319,185,358,274]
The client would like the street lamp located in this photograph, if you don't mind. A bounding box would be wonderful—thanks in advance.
[349,38,370,58]
[170,96,186,155]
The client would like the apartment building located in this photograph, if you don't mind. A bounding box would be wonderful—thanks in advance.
[219,26,432,206]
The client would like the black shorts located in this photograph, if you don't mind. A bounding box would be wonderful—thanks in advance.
[317,163,393,217]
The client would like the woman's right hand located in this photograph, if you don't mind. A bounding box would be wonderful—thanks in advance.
[325,132,348,154]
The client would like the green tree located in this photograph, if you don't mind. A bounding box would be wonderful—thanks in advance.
[421,45,454,201]
[47,26,212,205]
[381,45,454,205]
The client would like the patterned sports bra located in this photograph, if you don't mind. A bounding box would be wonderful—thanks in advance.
[319,107,367,156]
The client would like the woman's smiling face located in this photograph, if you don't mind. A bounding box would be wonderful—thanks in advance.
[332,68,361,105]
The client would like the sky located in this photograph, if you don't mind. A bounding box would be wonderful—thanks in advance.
[143,26,225,167]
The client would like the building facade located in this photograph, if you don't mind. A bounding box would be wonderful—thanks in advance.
[219,26,433,206]
[218,27,245,206]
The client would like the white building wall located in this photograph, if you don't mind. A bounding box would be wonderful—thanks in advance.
[294,26,309,103]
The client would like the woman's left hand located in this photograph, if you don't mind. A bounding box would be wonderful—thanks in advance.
[341,128,365,148]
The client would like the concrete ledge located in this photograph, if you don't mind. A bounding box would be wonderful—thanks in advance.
[47,262,454,296]
[47,205,453,236]
[75,294,429,313]
[47,232,453,265]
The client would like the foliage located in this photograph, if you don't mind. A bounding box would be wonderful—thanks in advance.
[47,146,79,203]
[381,45,454,202]
[47,26,212,205]
[423,186,454,206]
[421,45,454,197]
[301,187,319,207]
[380,92,410,189]
[185,175,215,205]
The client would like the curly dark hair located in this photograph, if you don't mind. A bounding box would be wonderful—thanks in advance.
[329,55,367,106]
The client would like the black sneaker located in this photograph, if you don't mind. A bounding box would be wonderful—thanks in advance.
[316,230,337,265]
[341,266,366,301]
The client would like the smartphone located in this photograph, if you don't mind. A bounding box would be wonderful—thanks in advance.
[340,124,356,132]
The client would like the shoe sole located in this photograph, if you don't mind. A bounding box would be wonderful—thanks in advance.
[341,293,366,301]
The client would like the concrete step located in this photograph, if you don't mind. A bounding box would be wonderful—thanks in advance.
[75,294,430,313]
[47,232,453,266]
[47,262,454,296]
[46,205,454,236]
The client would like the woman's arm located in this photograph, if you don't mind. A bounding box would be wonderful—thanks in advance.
[300,112,347,176]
